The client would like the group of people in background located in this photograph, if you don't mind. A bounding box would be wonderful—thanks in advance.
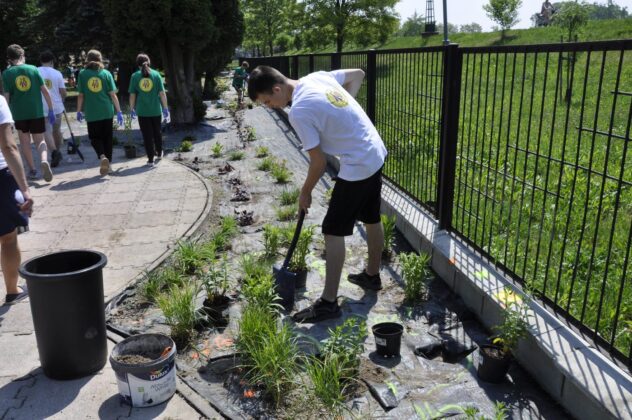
[0,44,170,305]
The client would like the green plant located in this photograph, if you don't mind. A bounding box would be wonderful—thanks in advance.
[157,282,200,347]
[263,224,282,260]
[245,126,256,141]
[257,156,275,171]
[492,289,530,355]
[211,142,223,158]
[399,252,431,303]
[305,354,349,413]
[279,187,300,206]
[211,216,238,250]
[228,149,245,161]
[321,317,366,373]
[288,225,315,272]
[493,401,509,420]
[175,240,205,274]
[240,254,269,282]
[255,146,269,158]
[271,161,291,183]
[139,269,166,302]
[323,188,333,204]
[202,254,229,302]
[242,272,279,309]
[381,214,397,257]
[178,140,193,152]
[276,205,298,222]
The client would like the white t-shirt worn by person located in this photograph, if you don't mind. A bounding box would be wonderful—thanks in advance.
[0,95,15,170]
[288,70,387,181]
[38,66,66,115]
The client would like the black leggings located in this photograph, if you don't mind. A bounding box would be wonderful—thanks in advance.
[138,116,162,162]
[87,118,113,162]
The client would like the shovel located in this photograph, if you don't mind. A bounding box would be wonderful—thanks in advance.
[63,111,84,162]
[273,209,305,312]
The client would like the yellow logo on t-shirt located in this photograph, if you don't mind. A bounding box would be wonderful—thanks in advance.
[45,79,53,90]
[87,77,103,93]
[326,89,348,108]
[15,75,31,92]
[139,78,153,92]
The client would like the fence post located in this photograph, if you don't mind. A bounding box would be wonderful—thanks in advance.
[309,55,314,73]
[292,56,299,79]
[331,52,341,70]
[437,44,462,231]
[366,49,377,123]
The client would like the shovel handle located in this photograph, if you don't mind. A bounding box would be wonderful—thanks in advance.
[281,209,305,270]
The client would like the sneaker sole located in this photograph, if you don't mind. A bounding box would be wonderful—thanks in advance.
[99,157,110,176]
[292,307,342,323]
[41,162,53,182]
[347,277,382,291]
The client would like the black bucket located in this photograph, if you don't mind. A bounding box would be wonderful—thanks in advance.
[372,322,404,357]
[19,250,108,380]
[477,344,511,383]
[273,210,305,312]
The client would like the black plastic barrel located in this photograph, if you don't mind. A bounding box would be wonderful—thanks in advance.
[19,250,108,380]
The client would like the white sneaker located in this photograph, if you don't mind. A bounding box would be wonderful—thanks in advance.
[40,161,53,182]
[99,156,110,176]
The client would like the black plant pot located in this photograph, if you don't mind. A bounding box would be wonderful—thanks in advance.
[477,344,511,383]
[202,295,231,326]
[372,322,404,357]
[124,145,137,159]
[293,269,308,290]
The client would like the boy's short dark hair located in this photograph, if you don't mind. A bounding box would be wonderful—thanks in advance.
[7,44,24,61]
[40,50,55,64]
[247,65,286,101]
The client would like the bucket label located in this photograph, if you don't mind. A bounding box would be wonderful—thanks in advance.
[375,337,387,346]
[118,359,177,407]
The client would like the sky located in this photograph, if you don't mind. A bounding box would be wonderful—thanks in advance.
[395,0,632,31]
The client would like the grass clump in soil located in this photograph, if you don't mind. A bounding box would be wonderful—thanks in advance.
[279,187,300,206]
[140,267,185,302]
[245,126,257,142]
[400,252,432,304]
[228,149,245,161]
[157,282,200,348]
[255,146,269,158]
[211,142,223,158]
[211,216,239,251]
[271,161,291,183]
[175,240,210,274]
[263,224,283,260]
[276,204,298,221]
[381,213,397,259]
[257,156,276,171]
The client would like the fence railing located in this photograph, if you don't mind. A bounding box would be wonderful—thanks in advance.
[239,39,632,368]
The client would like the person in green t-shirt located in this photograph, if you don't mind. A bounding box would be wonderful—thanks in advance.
[2,44,56,182]
[232,61,249,104]
[128,53,169,167]
[76,49,123,176]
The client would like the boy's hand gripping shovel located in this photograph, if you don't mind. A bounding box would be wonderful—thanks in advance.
[273,209,305,312]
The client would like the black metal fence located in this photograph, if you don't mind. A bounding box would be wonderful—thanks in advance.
[239,39,632,368]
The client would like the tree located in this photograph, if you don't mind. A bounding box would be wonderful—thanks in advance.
[436,22,459,35]
[483,0,522,38]
[104,0,243,124]
[586,0,629,20]
[553,1,589,41]
[305,0,399,52]
[241,0,294,56]
[397,11,425,36]
[460,22,483,33]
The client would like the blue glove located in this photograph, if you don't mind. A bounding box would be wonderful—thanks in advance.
[116,111,123,126]
[130,109,137,119]
[162,107,169,119]
[48,110,56,126]
[76,111,83,122]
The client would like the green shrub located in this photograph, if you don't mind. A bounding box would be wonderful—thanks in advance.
[228,149,245,161]
[288,225,315,272]
[157,282,200,346]
[255,146,269,158]
[240,254,269,282]
[263,224,282,260]
[242,272,278,309]
[276,205,298,222]
[381,214,397,258]
[211,142,223,158]
[271,161,291,183]
[202,254,229,301]
[175,240,205,274]
[245,126,257,142]
[280,187,300,206]
[178,140,193,152]
[257,156,275,171]
[400,252,431,303]
[211,216,238,250]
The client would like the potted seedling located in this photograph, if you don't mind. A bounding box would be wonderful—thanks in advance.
[122,111,136,158]
[285,225,315,289]
[201,255,231,326]
[477,289,529,383]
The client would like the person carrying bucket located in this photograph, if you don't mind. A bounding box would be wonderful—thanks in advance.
[248,65,387,323]
[232,61,249,105]
[0,94,32,305]
[76,49,123,176]
[128,53,169,167]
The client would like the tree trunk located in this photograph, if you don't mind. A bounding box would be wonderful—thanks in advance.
[159,38,195,124]
[116,61,133,104]
[336,32,344,53]
[203,71,216,100]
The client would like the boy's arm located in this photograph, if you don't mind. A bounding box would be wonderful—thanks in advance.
[299,146,327,214]
[339,69,365,98]
[0,123,32,211]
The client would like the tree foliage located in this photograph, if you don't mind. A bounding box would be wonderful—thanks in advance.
[460,22,483,33]
[241,0,292,56]
[397,11,425,36]
[552,1,590,41]
[586,0,629,20]
[483,0,522,37]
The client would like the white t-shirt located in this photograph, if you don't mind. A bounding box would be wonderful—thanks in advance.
[289,70,387,181]
[0,95,14,170]
[38,66,66,114]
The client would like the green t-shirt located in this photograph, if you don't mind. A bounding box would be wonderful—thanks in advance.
[128,69,165,117]
[232,67,247,88]
[1,64,45,121]
[77,68,116,122]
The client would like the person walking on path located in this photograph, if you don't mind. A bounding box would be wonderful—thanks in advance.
[2,44,56,182]
[248,66,387,323]
[38,50,66,168]
[0,94,33,305]
[128,53,169,167]
[232,61,249,105]
[76,49,123,176]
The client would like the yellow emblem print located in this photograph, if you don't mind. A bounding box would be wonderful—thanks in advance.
[45,79,53,89]
[87,77,103,93]
[15,75,31,92]
[139,78,153,92]
[326,89,348,108]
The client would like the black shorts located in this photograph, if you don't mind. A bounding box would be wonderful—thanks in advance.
[14,117,45,134]
[322,168,383,237]
[0,168,28,236]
